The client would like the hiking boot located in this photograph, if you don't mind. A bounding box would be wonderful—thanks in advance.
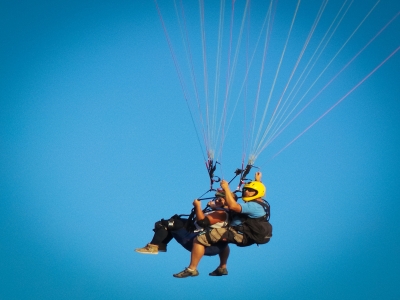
[135,243,159,254]
[173,267,199,278]
[209,267,228,276]
[158,243,167,252]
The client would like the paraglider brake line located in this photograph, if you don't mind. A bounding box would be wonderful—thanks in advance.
[197,196,217,201]
[228,168,242,184]
[197,188,215,200]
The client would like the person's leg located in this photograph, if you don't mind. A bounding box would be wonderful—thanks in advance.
[173,239,205,278]
[188,239,205,270]
[135,220,170,254]
[174,228,227,278]
[218,245,230,269]
[209,245,229,276]
[150,222,171,245]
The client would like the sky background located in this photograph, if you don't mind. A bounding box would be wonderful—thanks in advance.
[1,1,399,299]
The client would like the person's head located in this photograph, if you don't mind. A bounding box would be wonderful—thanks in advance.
[242,181,266,202]
[212,190,238,207]
[213,196,226,207]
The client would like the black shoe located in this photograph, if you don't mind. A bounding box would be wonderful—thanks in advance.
[209,267,228,276]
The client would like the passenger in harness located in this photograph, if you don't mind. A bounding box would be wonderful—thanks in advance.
[135,191,237,276]
[173,172,272,278]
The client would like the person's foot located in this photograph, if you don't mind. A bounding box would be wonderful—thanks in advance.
[173,267,199,278]
[135,243,159,254]
[209,267,228,276]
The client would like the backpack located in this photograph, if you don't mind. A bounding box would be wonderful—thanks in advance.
[232,200,273,246]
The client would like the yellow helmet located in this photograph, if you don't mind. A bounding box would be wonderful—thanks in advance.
[242,181,266,202]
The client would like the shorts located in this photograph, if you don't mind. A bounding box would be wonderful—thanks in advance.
[171,227,227,256]
[196,227,243,246]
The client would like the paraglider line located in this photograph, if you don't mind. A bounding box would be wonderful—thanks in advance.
[272,45,400,159]
[258,8,400,157]
[155,0,207,161]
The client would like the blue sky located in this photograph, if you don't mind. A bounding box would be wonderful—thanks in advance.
[1,1,399,299]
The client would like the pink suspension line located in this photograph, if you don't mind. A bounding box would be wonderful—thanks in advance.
[199,0,212,158]
[215,0,236,163]
[155,0,208,160]
[211,0,226,162]
[242,0,251,166]
[176,0,209,156]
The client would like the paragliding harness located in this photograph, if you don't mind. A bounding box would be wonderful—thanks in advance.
[160,207,228,257]
[223,163,272,246]
[157,211,203,234]
[160,194,231,256]
[183,204,217,233]
[227,200,272,247]
[178,161,272,247]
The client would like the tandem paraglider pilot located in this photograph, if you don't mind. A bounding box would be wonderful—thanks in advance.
[173,172,272,278]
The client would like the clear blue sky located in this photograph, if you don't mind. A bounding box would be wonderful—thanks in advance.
[1,1,399,299]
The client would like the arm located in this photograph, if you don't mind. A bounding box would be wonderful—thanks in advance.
[255,171,262,182]
[193,199,205,221]
[220,180,242,213]
[193,199,226,227]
